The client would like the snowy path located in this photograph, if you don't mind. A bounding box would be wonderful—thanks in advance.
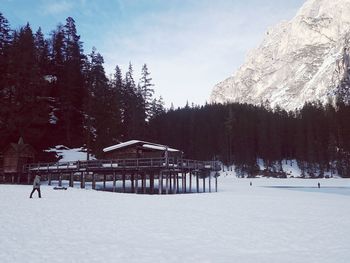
[1,178,350,263]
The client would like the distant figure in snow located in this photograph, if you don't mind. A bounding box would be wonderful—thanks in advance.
[318,182,320,188]
[30,175,41,198]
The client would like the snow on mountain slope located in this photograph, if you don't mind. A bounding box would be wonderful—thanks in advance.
[210,0,350,110]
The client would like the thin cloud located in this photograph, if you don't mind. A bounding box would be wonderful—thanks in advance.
[41,0,73,15]
[100,1,303,107]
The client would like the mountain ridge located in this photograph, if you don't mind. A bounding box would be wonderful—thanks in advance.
[210,0,350,110]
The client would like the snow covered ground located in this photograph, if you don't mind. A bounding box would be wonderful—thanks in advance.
[45,145,94,162]
[1,176,350,263]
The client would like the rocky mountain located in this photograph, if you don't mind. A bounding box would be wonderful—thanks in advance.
[210,0,350,110]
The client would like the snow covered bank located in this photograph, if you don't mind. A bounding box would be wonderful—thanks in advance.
[1,177,349,263]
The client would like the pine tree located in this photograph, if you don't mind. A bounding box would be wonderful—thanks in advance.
[120,62,146,140]
[86,48,120,156]
[0,12,11,56]
[139,64,154,120]
[34,27,50,76]
[0,12,12,148]
[59,17,86,146]
[4,23,50,148]
[150,96,165,118]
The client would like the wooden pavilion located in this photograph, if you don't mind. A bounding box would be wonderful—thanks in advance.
[18,140,221,194]
[103,140,183,159]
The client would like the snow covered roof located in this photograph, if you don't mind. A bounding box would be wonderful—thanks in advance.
[103,140,180,153]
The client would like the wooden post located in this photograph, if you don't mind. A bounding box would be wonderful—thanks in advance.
[131,173,135,193]
[58,174,62,187]
[81,172,85,189]
[165,174,169,195]
[181,172,185,193]
[176,173,179,193]
[159,173,162,194]
[203,175,206,193]
[215,175,218,192]
[169,172,172,193]
[122,173,126,193]
[184,172,187,193]
[196,172,199,193]
[135,174,139,194]
[150,173,154,194]
[173,173,177,194]
[209,172,212,193]
[141,173,145,193]
[69,173,74,187]
[103,174,106,190]
[92,173,96,190]
[189,171,192,193]
[48,174,52,186]
[143,173,146,194]
[113,172,116,192]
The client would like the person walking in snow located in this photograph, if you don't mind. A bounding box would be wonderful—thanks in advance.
[30,175,41,198]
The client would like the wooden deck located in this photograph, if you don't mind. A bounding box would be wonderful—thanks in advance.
[16,157,221,194]
[25,157,220,173]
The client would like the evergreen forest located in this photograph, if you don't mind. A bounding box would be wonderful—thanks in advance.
[1,14,349,177]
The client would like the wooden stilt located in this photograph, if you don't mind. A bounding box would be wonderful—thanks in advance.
[122,173,126,193]
[203,175,206,193]
[69,173,74,187]
[141,173,144,192]
[135,174,139,194]
[189,171,192,193]
[113,172,116,192]
[209,172,212,193]
[92,173,96,189]
[142,173,146,194]
[159,173,162,194]
[58,174,62,187]
[150,173,154,194]
[181,172,185,193]
[165,174,169,194]
[184,172,187,193]
[169,172,172,193]
[103,174,106,190]
[131,173,135,193]
[48,174,51,186]
[81,172,85,189]
[196,172,199,193]
[215,175,218,192]
[176,173,179,193]
[174,172,179,194]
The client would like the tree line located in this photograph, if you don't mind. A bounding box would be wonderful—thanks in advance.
[147,102,350,178]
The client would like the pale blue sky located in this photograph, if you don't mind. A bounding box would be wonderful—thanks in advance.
[1,0,305,107]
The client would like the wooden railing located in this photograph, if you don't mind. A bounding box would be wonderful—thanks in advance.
[24,158,221,173]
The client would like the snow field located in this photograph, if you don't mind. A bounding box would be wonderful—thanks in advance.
[1,177,350,263]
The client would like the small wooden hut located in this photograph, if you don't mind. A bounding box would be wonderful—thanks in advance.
[2,137,35,174]
[103,140,182,159]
